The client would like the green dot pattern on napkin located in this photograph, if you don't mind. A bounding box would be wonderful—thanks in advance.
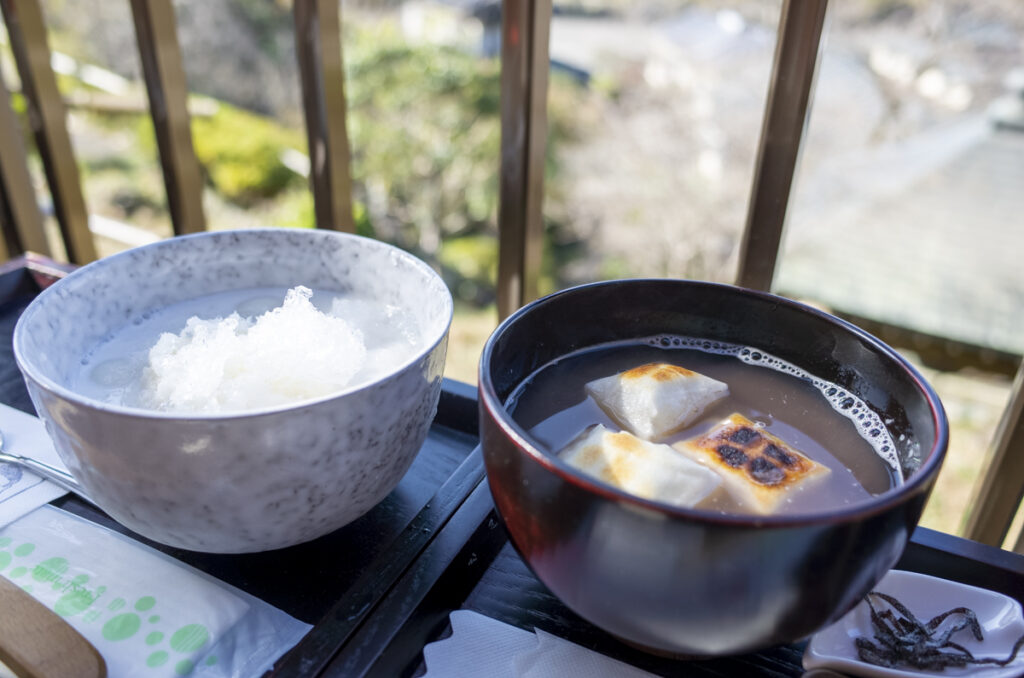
[33,556,68,583]
[0,541,35,571]
[104,612,142,641]
[54,584,106,617]
[171,624,210,653]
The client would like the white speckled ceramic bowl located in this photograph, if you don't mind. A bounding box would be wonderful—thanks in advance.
[14,229,452,553]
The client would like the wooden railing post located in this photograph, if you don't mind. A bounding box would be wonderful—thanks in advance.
[294,0,355,232]
[736,0,828,292]
[496,0,551,320]
[129,0,206,236]
[1,0,96,263]
[965,360,1024,550]
[0,65,49,258]
[0,190,12,260]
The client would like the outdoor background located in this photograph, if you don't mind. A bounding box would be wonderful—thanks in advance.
[2,0,1022,544]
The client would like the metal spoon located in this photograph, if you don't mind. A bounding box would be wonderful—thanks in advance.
[0,429,98,508]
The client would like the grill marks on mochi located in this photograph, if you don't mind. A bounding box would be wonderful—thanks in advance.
[585,363,729,441]
[674,413,830,514]
[559,424,722,509]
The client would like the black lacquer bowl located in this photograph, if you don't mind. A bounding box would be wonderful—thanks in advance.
[478,279,948,657]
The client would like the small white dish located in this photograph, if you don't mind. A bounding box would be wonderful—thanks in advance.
[803,569,1024,678]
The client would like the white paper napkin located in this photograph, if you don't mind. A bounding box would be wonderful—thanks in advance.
[423,610,537,678]
[516,629,657,678]
[0,404,68,527]
[423,610,657,678]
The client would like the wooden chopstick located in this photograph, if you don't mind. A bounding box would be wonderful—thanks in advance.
[0,576,106,678]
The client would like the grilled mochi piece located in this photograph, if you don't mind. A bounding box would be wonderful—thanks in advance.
[585,363,729,441]
[559,424,722,509]
[674,414,830,514]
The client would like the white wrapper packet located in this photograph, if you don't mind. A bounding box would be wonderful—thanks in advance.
[0,505,310,678]
[0,403,69,527]
[422,610,656,678]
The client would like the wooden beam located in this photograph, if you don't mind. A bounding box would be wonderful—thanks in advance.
[0,188,11,260]
[0,65,49,258]
[129,0,206,235]
[965,359,1024,548]
[497,0,551,320]
[294,0,355,231]
[1,0,94,262]
[736,0,828,292]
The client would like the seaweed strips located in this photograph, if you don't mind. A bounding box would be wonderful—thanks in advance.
[854,591,1024,671]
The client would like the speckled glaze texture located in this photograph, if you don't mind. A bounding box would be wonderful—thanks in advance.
[14,229,452,553]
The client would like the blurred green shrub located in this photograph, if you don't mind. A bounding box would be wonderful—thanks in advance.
[344,23,501,257]
[439,234,497,305]
[190,102,305,205]
[344,23,590,304]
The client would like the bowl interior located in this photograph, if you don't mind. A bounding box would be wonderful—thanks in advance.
[482,279,946,502]
[15,229,452,409]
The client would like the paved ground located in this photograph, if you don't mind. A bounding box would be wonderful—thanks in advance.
[778,117,1024,356]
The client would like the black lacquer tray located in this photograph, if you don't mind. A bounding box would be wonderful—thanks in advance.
[2,256,1022,678]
